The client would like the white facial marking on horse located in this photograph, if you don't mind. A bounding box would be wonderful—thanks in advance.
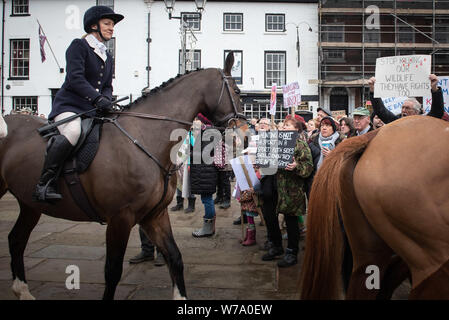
[173,285,187,300]
[11,279,36,300]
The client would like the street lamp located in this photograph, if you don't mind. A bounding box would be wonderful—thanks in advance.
[163,0,207,74]
[285,21,313,68]
[164,0,207,19]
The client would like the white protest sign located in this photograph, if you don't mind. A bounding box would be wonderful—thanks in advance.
[230,155,260,192]
[269,83,277,116]
[423,76,449,114]
[381,97,408,115]
[374,55,431,98]
[282,82,301,109]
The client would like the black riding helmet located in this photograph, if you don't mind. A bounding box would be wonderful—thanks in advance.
[83,6,124,41]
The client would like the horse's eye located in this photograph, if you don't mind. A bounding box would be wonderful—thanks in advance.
[235,88,241,94]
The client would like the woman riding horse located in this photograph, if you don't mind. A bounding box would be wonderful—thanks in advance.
[33,5,124,202]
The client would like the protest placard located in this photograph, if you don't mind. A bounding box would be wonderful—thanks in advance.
[230,155,260,192]
[374,55,431,98]
[255,131,298,169]
[282,82,301,109]
[269,83,277,116]
[423,76,449,114]
[381,97,408,115]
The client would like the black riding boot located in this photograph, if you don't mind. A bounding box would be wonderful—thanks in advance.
[33,135,73,202]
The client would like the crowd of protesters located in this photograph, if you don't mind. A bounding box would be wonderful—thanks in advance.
[130,73,445,268]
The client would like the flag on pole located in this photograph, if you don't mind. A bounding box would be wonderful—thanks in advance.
[39,25,47,62]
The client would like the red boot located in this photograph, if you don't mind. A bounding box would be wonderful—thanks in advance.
[239,227,249,244]
[242,228,256,246]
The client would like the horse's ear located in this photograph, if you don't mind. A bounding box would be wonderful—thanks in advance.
[224,51,234,75]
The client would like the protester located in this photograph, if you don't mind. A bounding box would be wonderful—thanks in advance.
[214,131,232,209]
[306,119,316,140]
[262,117,313,267]
[367,74,443,124]
[371,113,385,129]
[171,128,196,213]
[307,116,344,199]
[352,107,374,136]
[316,107,332,122]
[191,114,219,238]
[239,171,260,246]
[33,5,123,202]
[339,117,357,139]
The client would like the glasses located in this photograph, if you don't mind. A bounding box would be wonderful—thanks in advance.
[259,122,270,126]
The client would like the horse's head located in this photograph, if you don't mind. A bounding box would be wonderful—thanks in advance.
[203,52,248,132]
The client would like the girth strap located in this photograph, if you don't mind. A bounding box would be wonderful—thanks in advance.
[63,159,106,225]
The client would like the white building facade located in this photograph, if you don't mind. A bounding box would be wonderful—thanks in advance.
[1,0,319,121]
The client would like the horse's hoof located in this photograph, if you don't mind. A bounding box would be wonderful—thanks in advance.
[11,279,36,300]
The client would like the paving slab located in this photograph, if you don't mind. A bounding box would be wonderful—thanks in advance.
[29,245,106,261]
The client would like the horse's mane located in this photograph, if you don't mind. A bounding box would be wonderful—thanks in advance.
[123,68,204,109]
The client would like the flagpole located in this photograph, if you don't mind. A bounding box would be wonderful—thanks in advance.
[36,19,64,73]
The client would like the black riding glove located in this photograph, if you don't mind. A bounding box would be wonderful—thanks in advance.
[93,95,113,112]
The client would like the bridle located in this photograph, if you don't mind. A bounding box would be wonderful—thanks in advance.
[214,69,247,128]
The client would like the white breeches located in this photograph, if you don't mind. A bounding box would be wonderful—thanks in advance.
[54,112,81,146]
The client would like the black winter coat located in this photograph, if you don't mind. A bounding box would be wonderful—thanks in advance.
[189,129,218,195]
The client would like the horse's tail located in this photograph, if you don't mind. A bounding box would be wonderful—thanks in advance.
[299,130,380,300]
[0,114,8,138]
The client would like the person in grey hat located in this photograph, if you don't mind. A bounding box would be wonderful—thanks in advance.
[367,74,443,124]
[352,107,374,136]
[317,107,332,121]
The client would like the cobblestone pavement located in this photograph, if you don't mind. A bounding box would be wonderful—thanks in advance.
[0,191,410,300]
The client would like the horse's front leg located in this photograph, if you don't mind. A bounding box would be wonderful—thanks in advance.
[103,209,134,300]
[140,208,187,299]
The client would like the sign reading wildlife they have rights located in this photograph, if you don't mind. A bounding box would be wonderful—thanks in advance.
[256,131,298,169]
[374,55,431,98]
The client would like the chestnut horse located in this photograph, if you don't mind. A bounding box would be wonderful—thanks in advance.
[0,53,247,300]
[300,115,449,299]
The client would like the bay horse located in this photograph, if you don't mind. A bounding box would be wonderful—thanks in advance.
[0,52,247,300]
[300,115,449,299]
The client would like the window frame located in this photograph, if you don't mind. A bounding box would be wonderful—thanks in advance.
[264,51,286,89]
[321,23,345,42]
[397,23,415,43]
[11,0,30,16]
[224,50,243,84]
[179,49,201,74]
[181,12,201,32]
[265,13,285,33]
[105,37,116,78]
[9,38,30,80]
[12,96,38,114]
[223,13,243,32]
[96,0,114,10]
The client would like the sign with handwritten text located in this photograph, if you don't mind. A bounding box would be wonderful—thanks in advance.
[423,76,449,114]
[374,55,431,98]
[381,97,408,115]
[256,131,298,169]
[282,82,301,109]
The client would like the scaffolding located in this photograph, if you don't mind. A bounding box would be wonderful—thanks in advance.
[318,0,449,109]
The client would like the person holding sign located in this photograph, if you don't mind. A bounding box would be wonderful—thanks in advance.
[262,117,313,267]
[368,74,444,124]
[307,117,344,197]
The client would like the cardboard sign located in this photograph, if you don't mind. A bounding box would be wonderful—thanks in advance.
[255,130,298,169]
[374,55,431,98]
[269,83,277,116]
[230,155,260,192]
[423,76,449,114]
[381,97,408,115]
[282,81,301,109]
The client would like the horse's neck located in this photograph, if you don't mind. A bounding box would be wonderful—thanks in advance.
[133,73,206,123]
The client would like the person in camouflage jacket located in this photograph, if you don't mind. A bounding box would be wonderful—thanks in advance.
[274,118,313,267]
